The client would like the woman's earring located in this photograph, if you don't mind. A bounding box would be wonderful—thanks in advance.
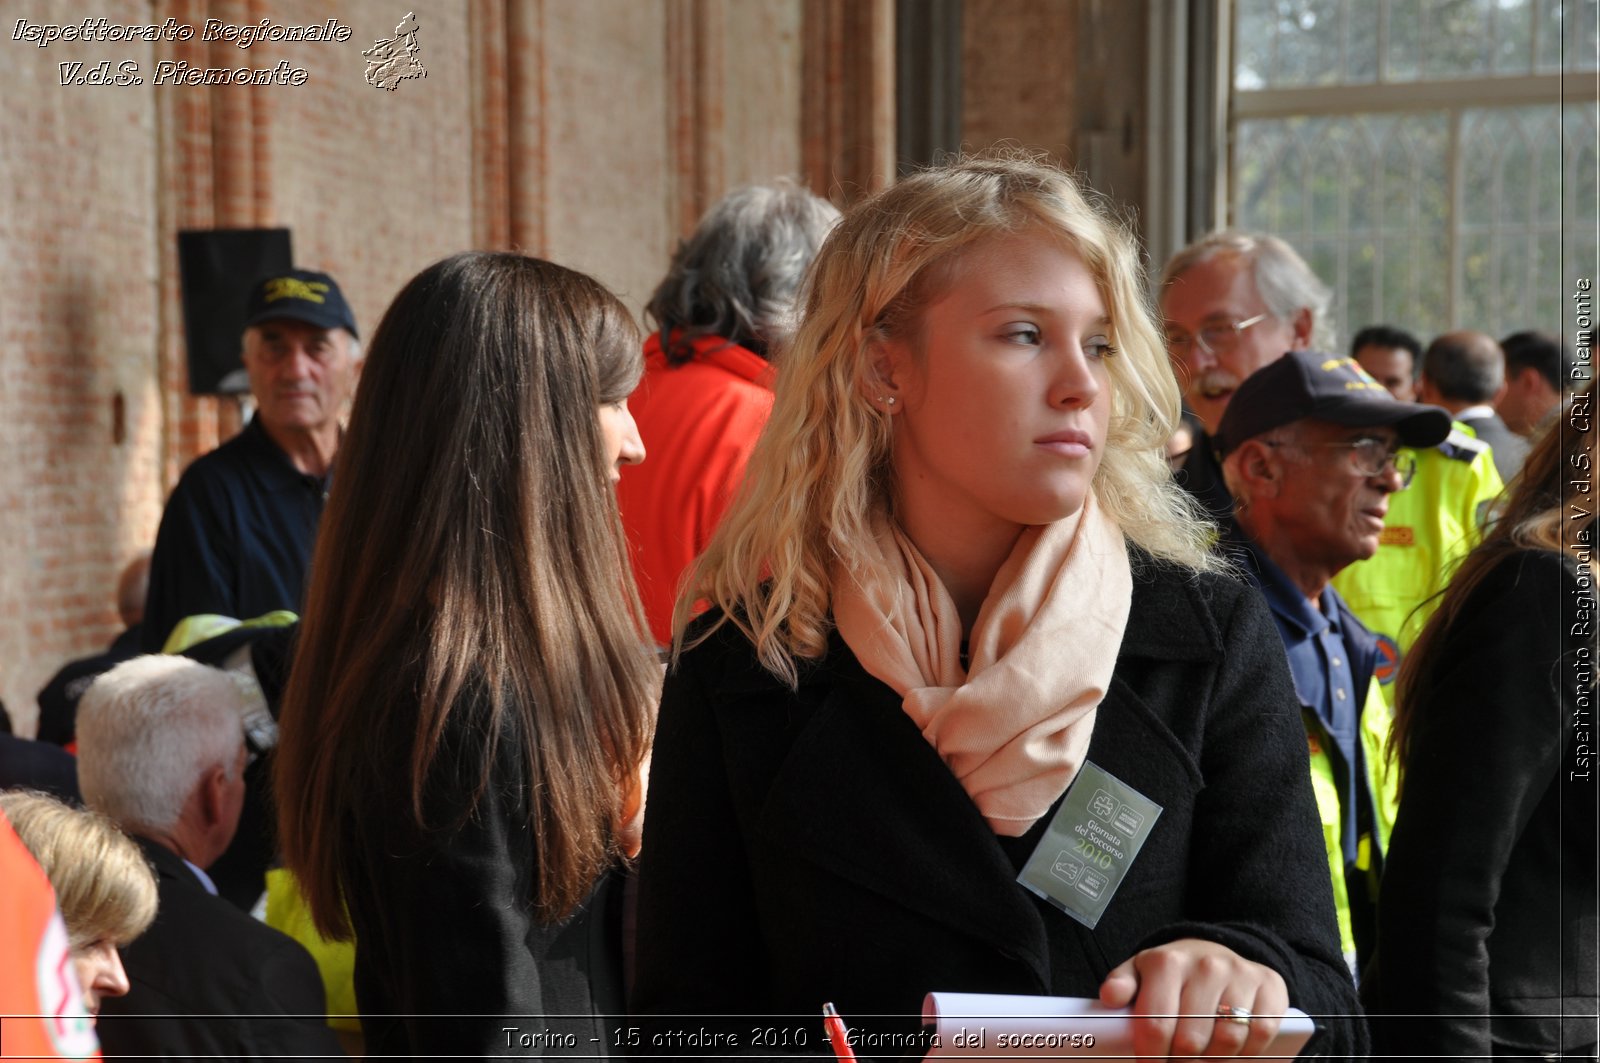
[880,396,897,406]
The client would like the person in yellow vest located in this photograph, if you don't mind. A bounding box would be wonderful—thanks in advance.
[1214,350,1452,977]
[1337,326,1504,694]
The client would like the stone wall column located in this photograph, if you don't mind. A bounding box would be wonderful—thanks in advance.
[802,0,895,206]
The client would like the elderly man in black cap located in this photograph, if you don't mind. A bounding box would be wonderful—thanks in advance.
[1214,349,1451,981]
[143,269,360,653]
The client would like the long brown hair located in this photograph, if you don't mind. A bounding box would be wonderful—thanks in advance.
[1391,380,1596,769]
[276,252,658,937]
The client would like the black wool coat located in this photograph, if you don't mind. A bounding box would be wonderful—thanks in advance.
[631,553,1365,1058]
[1365,549,1598,1056]
[340,685,627,1059]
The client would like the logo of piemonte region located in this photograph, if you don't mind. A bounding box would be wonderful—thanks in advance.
[364,12,425,91]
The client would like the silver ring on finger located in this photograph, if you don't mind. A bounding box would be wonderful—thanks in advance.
[1216,1004,1253,1027]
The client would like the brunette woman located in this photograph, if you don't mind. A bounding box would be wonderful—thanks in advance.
[631,156,1363,1056]
[276,252,658,1057]
[1367,384,1597,1058]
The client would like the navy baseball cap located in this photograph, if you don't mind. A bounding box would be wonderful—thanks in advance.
[244,269,358,338]
[1216,350,1452,455]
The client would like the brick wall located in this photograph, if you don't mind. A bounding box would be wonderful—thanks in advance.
[0,0,813,732]
[0,0,1117,732]
[0,0,165,734]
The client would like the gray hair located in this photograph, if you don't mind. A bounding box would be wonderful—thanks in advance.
[1422,331,1504,403]
[76,655,248,836]
[646,180,840,362]
[1160,230,1335,351]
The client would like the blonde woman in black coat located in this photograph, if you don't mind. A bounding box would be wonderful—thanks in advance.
[632,156,1363,1057]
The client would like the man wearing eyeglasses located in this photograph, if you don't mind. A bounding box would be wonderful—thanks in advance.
[1159,231,1327,519]
[1215,350,1452,980]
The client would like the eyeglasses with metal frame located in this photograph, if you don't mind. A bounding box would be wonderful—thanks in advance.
[1163,312,1272,357]
[1260,436,1416,489]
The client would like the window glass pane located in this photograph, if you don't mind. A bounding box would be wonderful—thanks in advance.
[1306,0,1347,84]
[1568,0,1599,70]
[1462,112,1502,228]
[1531,108,1564,225]
[1492,0,1535,74]
[1424,0,1493,79]
[1276,2,1321,85]
[1345,0,1380,81]
[1276,138,1311,234]
[1235,113,1451,343]
[1387,0,1426,80]
[1229,6,1583,340]
[1562,103,1599,342]
[1494,238,1535,328]
[1460,231,1498,330]
[1536,0,1565,71]
[1380,235,1424,334]
[1236,0,1276,89]
[1305,237,1344,337]
[1532,231,1562,331]
[1452,104,1589,334]
[1348,119,1385,231]
[1570,103,1600,223]
[1309,123,1349,233]
[1346,241,1379,333]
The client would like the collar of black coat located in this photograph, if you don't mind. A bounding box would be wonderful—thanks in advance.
[236,417,332,494]
[132,832,208,891]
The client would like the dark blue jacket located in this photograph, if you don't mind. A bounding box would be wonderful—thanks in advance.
[142,418,328,653]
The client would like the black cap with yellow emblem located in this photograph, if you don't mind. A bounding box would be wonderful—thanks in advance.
[244,269,358,338]
[1216,350,1451,456]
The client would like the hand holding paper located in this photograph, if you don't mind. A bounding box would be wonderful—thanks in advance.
[922,992,1318,1060]
[1098,937,1289,1058]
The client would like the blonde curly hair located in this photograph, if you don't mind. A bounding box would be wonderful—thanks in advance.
[677,153,1218,686]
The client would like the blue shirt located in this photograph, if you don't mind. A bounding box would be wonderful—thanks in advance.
[1232,532,1366,865]
[142,417,329,652]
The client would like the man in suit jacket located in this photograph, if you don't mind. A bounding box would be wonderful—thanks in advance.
[1419,330,1529,481]
[72,655,342,1060]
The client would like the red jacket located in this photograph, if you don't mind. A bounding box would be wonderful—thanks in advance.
[0,812,102,1060]
[617,333,774,645]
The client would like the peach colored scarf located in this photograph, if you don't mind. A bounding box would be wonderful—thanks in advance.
[832,493,1132,835]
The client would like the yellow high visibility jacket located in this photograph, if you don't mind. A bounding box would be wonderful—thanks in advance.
[1304,677,1401,971]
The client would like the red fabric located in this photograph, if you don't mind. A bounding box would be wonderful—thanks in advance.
[0,813,101,1060]
[618,332,774,645]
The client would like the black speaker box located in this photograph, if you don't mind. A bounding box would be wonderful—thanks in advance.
[177,229,293,395]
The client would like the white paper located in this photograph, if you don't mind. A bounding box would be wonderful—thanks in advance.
[921,992,1318,1059]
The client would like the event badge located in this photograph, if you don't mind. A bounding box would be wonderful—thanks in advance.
[1017,761,1163,929]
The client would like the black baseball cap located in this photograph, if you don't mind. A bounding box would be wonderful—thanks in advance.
[1216,350,1452,455]
[244,269,358,338]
